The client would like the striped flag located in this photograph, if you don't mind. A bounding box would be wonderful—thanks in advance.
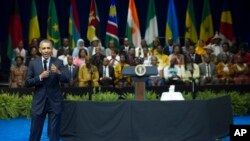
[219,0,234,45]
[69,0,81,48]
[144,0,158,48]
[28,0,40,44]
[105,0,119,48]
[199,0,214,44]
[87,0,100,42]
[185,0,198,43]
[7,0,23,60]
[125,0,141,47]
[165,0,179,44]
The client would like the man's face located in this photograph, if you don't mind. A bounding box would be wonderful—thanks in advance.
[18,41,24,49]
[103,58,109,66]
[63,38,69,46]
[39,42,52,59]
[124,40,129,46]
[67,56,73,65]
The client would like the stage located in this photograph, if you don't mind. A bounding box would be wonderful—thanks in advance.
[60,96,232,141]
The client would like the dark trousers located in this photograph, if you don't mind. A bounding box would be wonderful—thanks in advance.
[29,99,61,141]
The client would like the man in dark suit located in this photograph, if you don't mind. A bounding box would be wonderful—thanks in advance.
[63,55,79,87]
[57,38,72,57]
[119,37,133,56]
[163,38,174,55]
[98,57,115,86]
[25,39,69,141]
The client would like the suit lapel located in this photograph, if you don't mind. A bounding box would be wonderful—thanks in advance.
[49,57,56,70]
[37,57,44,72]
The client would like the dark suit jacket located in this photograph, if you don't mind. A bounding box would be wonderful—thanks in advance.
[63,64,79,86]
[119,45,133,55]
[92,54,106,68]
[98,65,115,80]
[25,57,69,114]
[163,45,174,55]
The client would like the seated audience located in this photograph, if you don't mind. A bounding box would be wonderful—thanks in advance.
[146,56,164,86]
[58,48,70,65]
[217,42,233,63]
[107,49,120,67]
[142,47,151,66]
[233,55,249,85]
[163,58,182,85]
[180,55,200,85]
[92,47,106,68]
[9,56,27,88]
[25,47,39,66]
[199,55,218,85]
[72,39,88,58]
[168,44,184,66]
[105,40,116,56]
[156,45,169,69]
[63,56,79,87]
[73,48,88,67]
[78,57,99,87]
[114,54,131,87]
[98,58,115,86]
[216,54,234,84]
[195,40,206,56]
[203,45,217,64]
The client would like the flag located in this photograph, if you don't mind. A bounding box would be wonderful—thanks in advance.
[199,0,214,44]
[125,0,141,47]
[165,0,179,44]
[185,0,198,43]
[47,0,60,49]
[144,0,158,48]
[69,0,81,48]
[105,0,119,48]
[87,0,100,42]
[28,0,40,44]
[7,0,23,60]
[219,0,234,45]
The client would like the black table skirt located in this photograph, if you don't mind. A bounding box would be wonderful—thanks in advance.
[60,96,232,141]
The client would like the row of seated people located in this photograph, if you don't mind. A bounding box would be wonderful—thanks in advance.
[9,51,249,88]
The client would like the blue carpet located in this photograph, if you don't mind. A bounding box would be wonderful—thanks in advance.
[0,116,250,141]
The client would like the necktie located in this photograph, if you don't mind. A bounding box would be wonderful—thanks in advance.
[103,66,106,77]
[43,59,48,71]
[69,66,73,80]
[207,64,210,77]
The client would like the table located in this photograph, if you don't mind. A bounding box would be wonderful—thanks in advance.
[60,96,232,141]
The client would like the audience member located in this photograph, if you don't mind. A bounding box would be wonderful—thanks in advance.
[63,56,79,87]
[9,56,27,88]
[98,58,115,86]
[78,57,99,87]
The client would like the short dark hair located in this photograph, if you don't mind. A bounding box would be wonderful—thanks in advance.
[15,56,24,61]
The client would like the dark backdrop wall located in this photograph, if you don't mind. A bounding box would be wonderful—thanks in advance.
[0,0,250,79]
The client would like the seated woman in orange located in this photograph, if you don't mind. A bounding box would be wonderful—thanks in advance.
[195,40,206,56]
[216,54,234,84]
[9,56,28,88]
[78,57,99,87]
[233,55,249,85]
[114,54,131,88]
